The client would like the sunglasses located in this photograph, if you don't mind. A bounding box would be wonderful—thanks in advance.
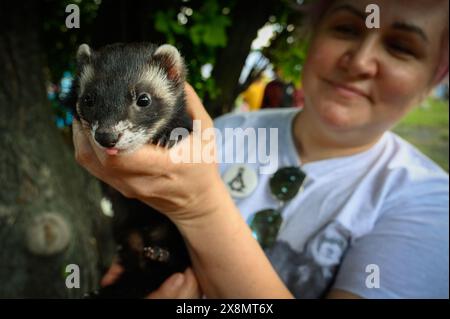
[247,167,307,250]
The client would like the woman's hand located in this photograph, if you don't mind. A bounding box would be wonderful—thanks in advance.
[101,263,202,299]
[72,83,223,224]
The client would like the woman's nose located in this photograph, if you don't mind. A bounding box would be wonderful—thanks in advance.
[338,37,379,79]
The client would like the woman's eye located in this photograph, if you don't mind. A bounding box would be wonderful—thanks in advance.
[333,25,359,36]
[388,42,415,57]
[136,93,152,107]
[82,95,94,107]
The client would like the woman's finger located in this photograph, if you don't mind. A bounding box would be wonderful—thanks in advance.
[100,262,124,287]
[72,119,106,178]
[146,268,201,299]
[91,142,172,175]
[176,268,202,299]
[146,272,185,299]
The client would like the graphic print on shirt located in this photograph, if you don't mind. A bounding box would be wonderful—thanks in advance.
[222,164,259,198]
[265,221,351,298]
[228,167,246,193]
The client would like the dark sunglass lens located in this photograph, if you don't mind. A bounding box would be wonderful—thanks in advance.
[269,167,306,201]
[248,209,282,250]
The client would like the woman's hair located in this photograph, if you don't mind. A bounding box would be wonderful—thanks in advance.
[298,0,449,85]
[303,0,334,29]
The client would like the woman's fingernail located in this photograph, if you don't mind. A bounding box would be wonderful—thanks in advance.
[169,273,185,289]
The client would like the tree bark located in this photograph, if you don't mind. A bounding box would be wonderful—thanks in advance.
[0,1,114,298]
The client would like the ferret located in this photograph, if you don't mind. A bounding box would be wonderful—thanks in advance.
[66,42,192,298]
[71,42,192,151]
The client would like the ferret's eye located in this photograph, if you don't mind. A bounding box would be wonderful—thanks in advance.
[82,94,94,107]
[136,93,152,107]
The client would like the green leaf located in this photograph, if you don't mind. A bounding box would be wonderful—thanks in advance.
[154,11,171,34]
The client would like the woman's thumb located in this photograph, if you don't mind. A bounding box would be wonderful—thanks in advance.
[147,272,185,299]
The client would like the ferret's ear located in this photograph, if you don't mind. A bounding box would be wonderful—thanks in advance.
[153,44,186,84]
[77,43,92,66]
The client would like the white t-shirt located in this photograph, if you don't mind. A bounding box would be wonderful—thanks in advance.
[214,107,449,299]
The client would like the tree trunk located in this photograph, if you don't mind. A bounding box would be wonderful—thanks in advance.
[206,0,278,118]
[0,1,114,298]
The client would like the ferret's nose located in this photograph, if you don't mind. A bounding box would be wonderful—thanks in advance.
[94,131,120,148]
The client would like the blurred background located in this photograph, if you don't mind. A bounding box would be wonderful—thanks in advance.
[0,0,448,298]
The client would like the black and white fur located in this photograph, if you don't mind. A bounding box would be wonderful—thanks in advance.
[69,42,192,152]
[67,43,192,298]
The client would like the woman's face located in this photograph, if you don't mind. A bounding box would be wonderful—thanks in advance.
[302,0,447,136]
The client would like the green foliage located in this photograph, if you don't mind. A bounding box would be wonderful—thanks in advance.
[393,97,449,172]
[154,9,186,44]
[397,98,449,127]
[261,7,310,87]
[188,1,230,47]
[153,0,232,99]
[267,38,309,87]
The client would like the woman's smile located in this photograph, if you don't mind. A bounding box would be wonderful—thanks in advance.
[323,78,371,102]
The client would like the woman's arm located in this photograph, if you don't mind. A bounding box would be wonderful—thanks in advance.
[72,83,293,298]
[175,178,292,298]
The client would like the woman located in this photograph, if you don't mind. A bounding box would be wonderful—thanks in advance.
[73,0,449,298]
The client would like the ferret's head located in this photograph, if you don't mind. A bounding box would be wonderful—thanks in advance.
[74,43,186,154]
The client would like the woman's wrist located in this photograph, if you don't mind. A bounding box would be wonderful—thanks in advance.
[170,174,232,228]
[137,167,228,226]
